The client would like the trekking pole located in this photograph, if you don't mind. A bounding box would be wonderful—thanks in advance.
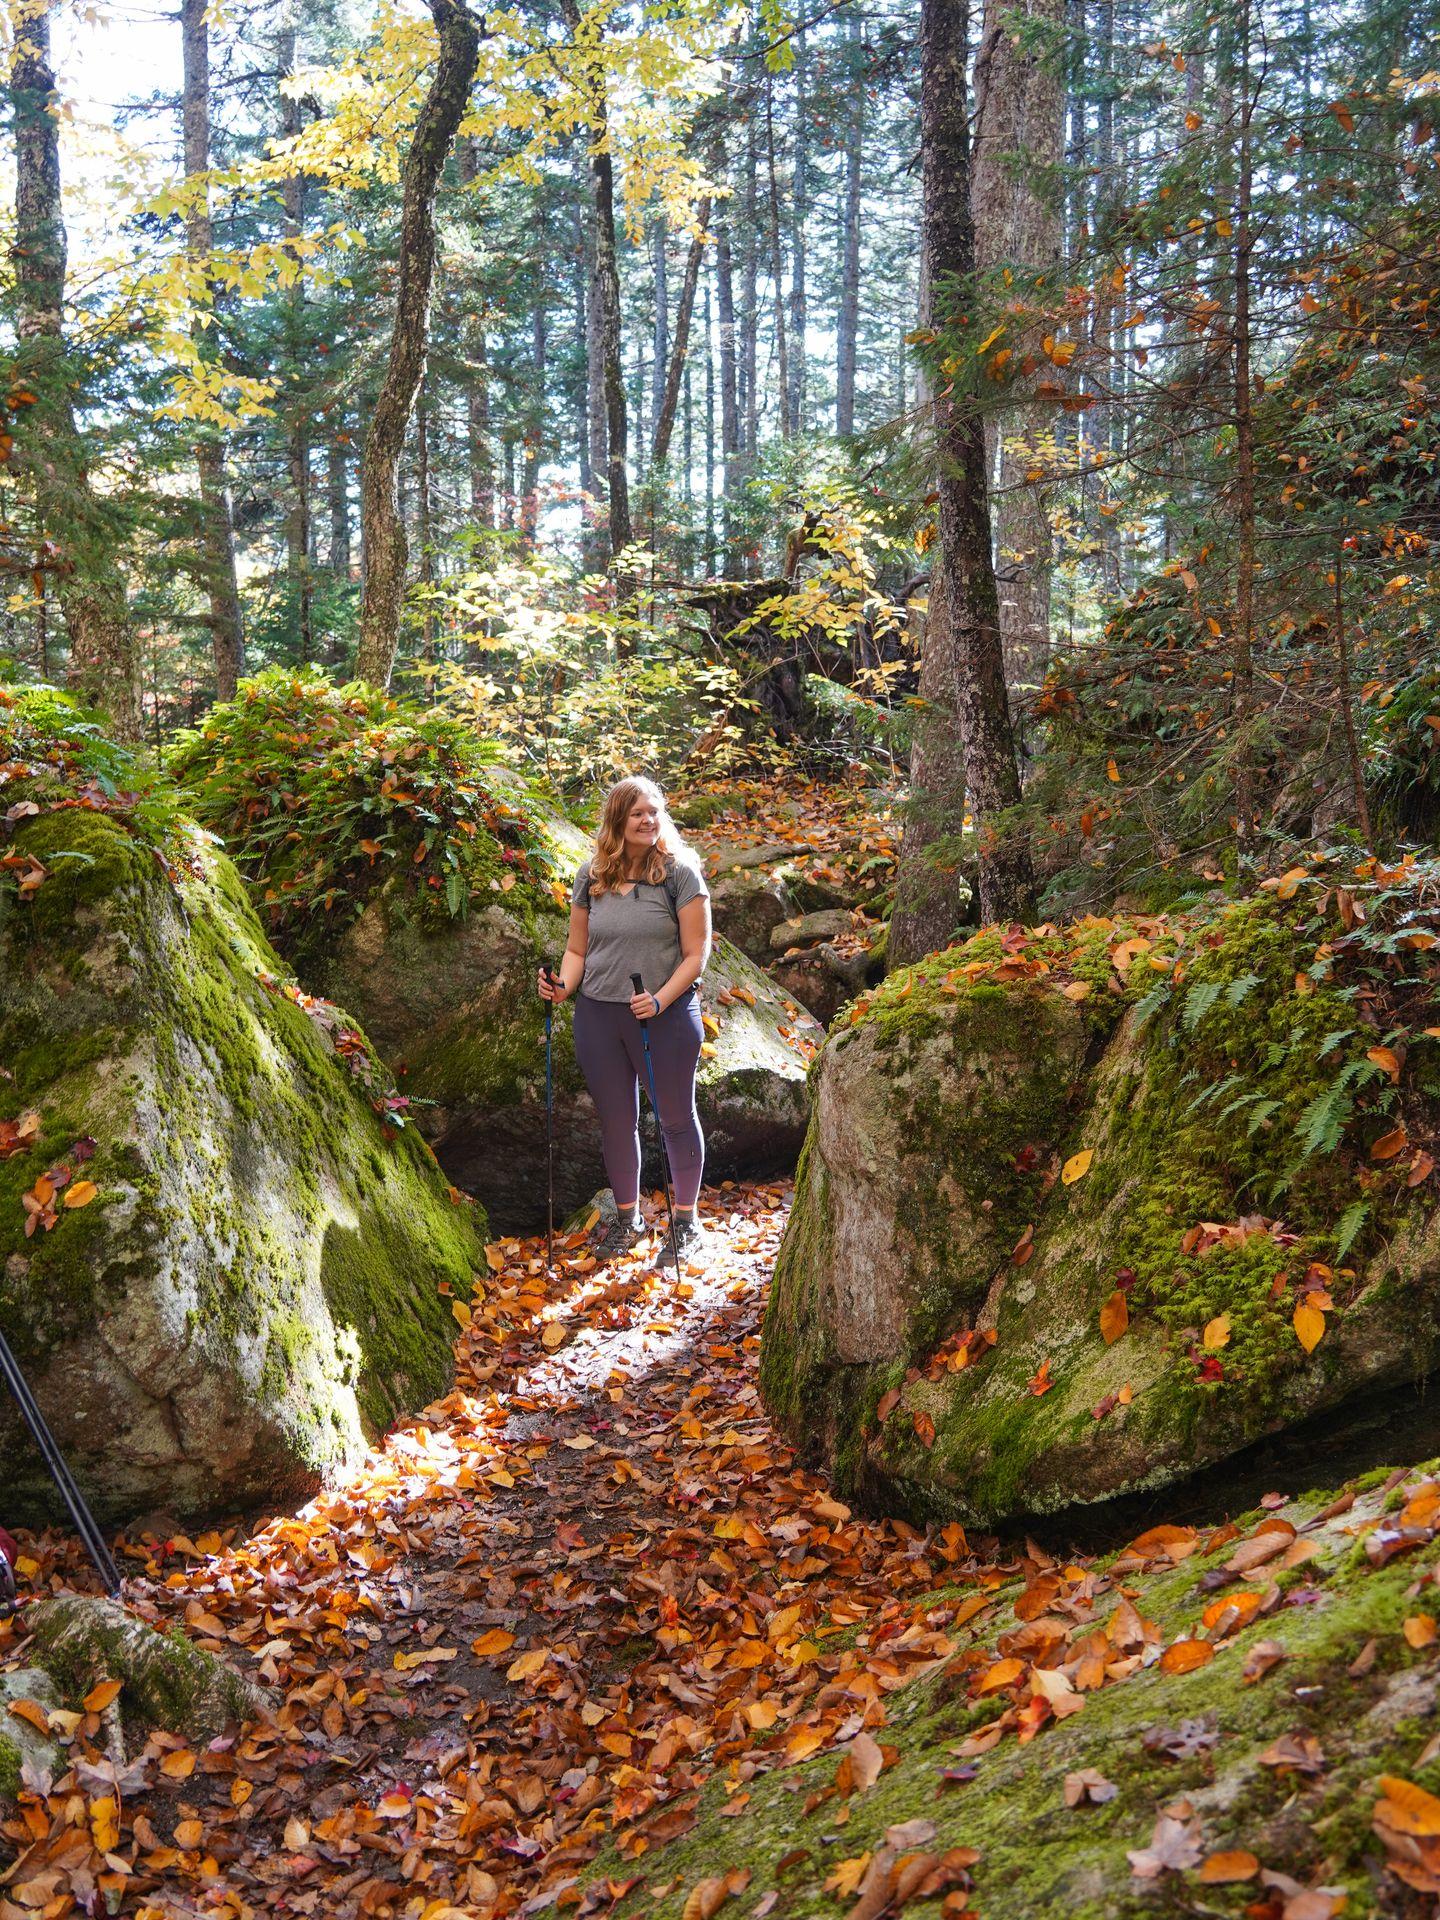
[0,1327,122,1597]
[630,973,681,1283]
[541,965,557,1272]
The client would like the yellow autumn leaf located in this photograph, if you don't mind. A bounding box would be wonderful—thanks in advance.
[1202,1313,1231,1351]
[506,1648,549,1681]
[1062,1149,1094,1186]
[1274,867,1306,900]
[63,1179,98,1209]
[471,1628,516,1657]
[541,1322,568,1350]
[83,1679,122,1714]
[1293,1300,1326,1354]
[90,1794,120,1851]
[451,1299,472,1328]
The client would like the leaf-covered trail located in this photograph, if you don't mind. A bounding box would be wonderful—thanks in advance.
[4,1184,973,1919]
[12,1182,1440,1920]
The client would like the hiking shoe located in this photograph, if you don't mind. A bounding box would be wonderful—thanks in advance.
[592,1211,643,1259]
[671,1216,710,1264]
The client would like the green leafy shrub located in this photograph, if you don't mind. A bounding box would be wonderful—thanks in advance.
[168,669,562,963]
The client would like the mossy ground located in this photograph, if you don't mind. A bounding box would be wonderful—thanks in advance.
[579,1474,1440,1920]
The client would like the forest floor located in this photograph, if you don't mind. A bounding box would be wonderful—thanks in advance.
[6,1187,1440,1920]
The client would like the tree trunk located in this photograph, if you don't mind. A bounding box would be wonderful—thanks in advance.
[973,0,1064,692]
[181,0,245,702]
[894,0,1034,947]
[763,71,792,439]
[11,0,139,737]
[276,27,314,662]
[835,15,865,438]
[520,296,545,549]
[458,136,495,532]
[559,4,633,575]
[1229,0,1258,856]
[328,428,350,577]
[714,183,740,566]
[741,115,759,468]
[786,34,807,434]
[583,186,608,563]
[652,200,709,465]
[704,282,716,567]
[573,227,592,501]
[416,382,436,659]
[356,0,481,688]
[651,214,668,438]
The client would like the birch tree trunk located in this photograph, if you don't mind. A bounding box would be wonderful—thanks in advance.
[973,0,1063,693]
[10,0,140,738]
[356,0,481,688]
[181,0,245,701]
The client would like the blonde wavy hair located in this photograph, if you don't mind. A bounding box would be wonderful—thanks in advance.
[588,776,687,896]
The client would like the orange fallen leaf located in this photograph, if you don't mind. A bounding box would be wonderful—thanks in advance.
[1404,1614,1437,1649]
[1099,1290,1128,1345]
[1198,1850,1259,1884]
[1158,1639,1214,1675]
[1376,1776,1440,1836]
[62,1179,98,1209]
[976,1657,1026,1695]
[83,1679,122,1713]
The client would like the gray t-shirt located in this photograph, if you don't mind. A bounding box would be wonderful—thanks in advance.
[572,853,709,1004]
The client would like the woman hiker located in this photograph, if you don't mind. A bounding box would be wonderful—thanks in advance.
[536,775,713,1261]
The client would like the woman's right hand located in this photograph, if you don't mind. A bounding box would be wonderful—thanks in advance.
[537,967,567,1003]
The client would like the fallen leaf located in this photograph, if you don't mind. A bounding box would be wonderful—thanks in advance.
[1063,1768,1116,1807]
[1198,1850,1260,1883]
[1159,1638,1214,1675]
[1202,1313,1231,1350]
[1099,1290,1129,1345]
[1061,1149,1094,1186]
[1293,1300,1326,1353]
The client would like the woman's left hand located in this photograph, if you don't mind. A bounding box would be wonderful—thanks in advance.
[630,989,660,1020]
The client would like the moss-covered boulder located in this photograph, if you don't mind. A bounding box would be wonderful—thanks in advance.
[761,869,1440,1525]
[0,1596,272,1800]
[0,689,486,1524]
[172,674,823,1231]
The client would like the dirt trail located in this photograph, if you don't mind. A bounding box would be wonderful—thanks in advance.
[2,1185,968,1918]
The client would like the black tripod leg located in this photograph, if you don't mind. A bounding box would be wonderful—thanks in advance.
[0,1330,122,1596]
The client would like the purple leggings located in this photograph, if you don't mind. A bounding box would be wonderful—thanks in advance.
[572,990,705,1207]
